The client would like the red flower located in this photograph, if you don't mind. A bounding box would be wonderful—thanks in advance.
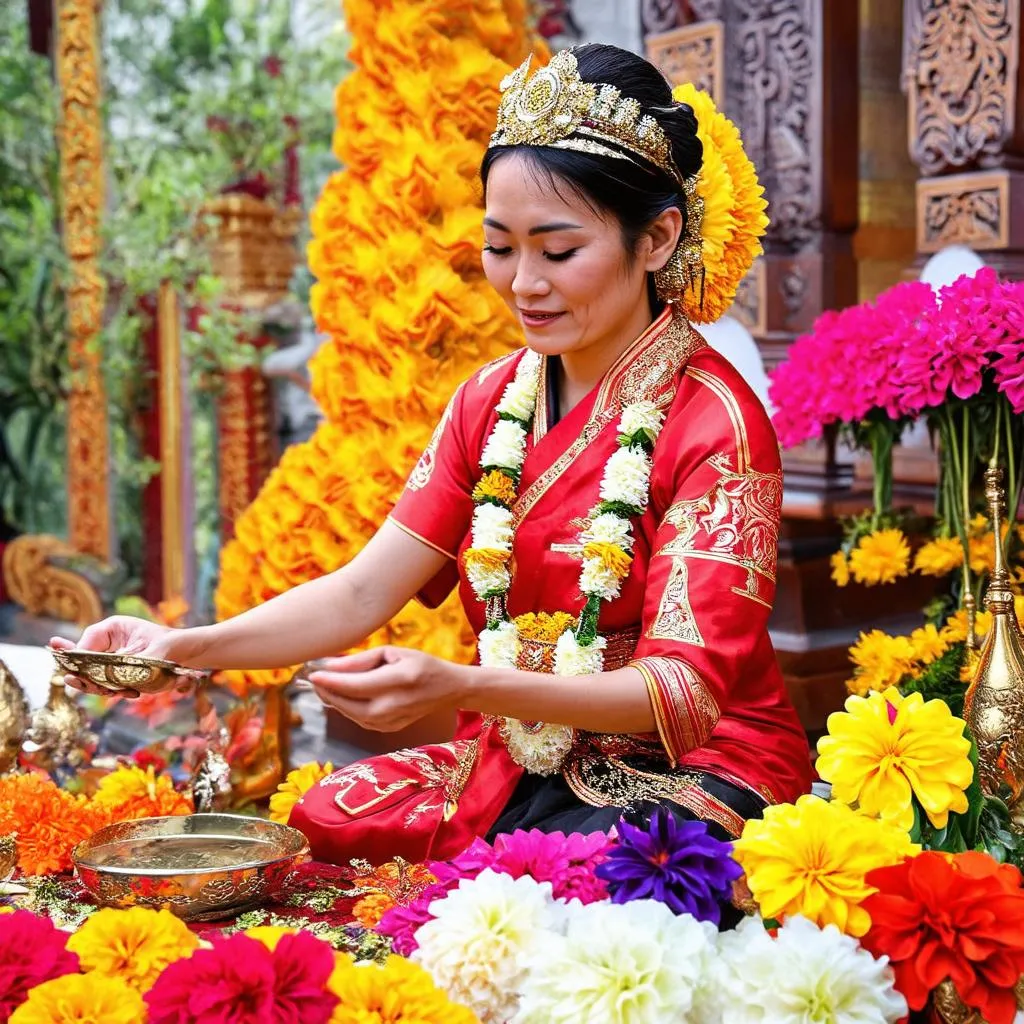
[145,932,337,1024]
[132,748,168,773]
[0,910,80,1020]
[861,851,1024,1024]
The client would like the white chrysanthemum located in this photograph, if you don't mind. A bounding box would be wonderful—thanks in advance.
[478,621,520,668]
[496,375,539,423]
[466,561,511,598]
[579,557,622,600]
[599,446,652,509]
[619,400,665,441]
[553,631,605,676]
[481,419,528,472]
[471,503,514,550]
[514,899,717,1024]
[717,916,906,1024]
[413,870,557,1024]
[581,511,635,550]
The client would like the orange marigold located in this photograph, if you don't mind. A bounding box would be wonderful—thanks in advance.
[472,469,518,507]
[352,892,396,927]
[582,541,633,580]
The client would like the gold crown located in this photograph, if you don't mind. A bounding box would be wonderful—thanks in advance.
[489,49,687,189]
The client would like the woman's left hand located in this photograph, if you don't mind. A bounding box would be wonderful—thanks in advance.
[307,646,466,732]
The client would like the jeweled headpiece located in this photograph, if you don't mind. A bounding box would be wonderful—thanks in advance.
[490,49,687,189]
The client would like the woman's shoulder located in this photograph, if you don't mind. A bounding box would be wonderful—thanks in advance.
[455,347,533,415]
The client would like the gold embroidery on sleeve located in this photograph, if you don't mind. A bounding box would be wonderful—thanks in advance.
[646,556,705,645]
[407,389,458,492]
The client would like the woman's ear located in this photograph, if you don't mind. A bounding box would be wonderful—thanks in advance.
[644,206,684,273]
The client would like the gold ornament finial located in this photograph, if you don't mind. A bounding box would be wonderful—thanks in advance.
[0,661,29,774]
[22,672,96,774]
[964,466,1024,825]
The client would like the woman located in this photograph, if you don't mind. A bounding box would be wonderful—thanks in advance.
[57,44,811,865]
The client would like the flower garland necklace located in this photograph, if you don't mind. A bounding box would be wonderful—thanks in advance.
[462,350,665,774]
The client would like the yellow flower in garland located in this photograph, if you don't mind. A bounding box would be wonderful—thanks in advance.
[67,906,198,992]
[816,690,973,832]
[732,794,917,937]
[848,529,911,585]
[514,611,576,642]
[9,973,145,1024]
[462,547,511,573]
[328,953,479,1024]
[472,469,517,506]
[913,536,963,577]
[846,629,918,696]
[830,550,850,587]
[269,761,335,825]
[582,541,632,580]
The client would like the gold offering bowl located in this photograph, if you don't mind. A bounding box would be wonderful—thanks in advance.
[73,813,310,921]
[48,647,206,694]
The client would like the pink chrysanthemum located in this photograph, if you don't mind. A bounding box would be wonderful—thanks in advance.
[992,280,1024,414]
[0,910,80,1020]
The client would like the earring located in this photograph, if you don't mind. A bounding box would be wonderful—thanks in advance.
[654,245,687,302]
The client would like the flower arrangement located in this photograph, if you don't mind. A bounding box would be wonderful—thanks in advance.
[213,1,540,691]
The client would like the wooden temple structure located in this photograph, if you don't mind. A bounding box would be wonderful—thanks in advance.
[3,0,1023,760]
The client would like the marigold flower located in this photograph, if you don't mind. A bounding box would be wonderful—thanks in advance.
[93,765,193,819]
[908,623,947,665]
[352,892,395,927]
[66,906,198,992]
[732,794,917,937]
[848,529,911,585]
[462,547,511,573]
[862,852,1024,1023]
[830,550,850,587]
[513,611,576,643]
[581,540,633,580]
[816,690,973,831]
[942,608,993,645]
[269,760,334,825]
[9,973,145,1024]
[846,629,918,696]
[913,536,963,576]
[472,469,518,507]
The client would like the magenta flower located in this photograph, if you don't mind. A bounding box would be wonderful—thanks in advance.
[375,883,451,956]
[595,809,742,924]
[0,910,80,1020]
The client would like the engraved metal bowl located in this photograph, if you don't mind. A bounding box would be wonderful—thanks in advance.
[72,813,311,921]
[48,647,206,694]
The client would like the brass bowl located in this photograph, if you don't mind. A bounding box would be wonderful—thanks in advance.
[48,647,206,694]
[73,813,311,921]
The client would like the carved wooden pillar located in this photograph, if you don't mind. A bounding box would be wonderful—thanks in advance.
[904,0,1024,279]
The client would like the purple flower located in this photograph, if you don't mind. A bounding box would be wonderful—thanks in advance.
[375,883,451,956]
[595,809,742,925]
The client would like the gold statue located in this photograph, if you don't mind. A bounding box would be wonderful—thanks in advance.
[0,660,29,774]
[964,466,1024,822]
[22,671,96,775]
[0,834,17,882]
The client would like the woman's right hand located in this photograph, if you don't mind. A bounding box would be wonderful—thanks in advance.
[50,616,186,698]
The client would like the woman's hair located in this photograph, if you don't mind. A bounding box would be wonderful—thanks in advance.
[480,43,702,307]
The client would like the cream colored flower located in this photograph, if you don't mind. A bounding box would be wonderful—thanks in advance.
[554,631,606,676]
[496,375,538,423]
[471,502,514,550]
[619,400,665,441]
[579,557,622,600]
[599,446,652,509]
[481,419,527,471]
[466,560,511,597]
[478,621,520,668]
[581,511,634,550]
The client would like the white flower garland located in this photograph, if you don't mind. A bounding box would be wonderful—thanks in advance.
[465,355,665,774]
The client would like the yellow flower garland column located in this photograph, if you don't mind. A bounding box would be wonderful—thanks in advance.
[214,2,541,692]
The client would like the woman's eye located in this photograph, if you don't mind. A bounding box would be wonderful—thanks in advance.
[483,244,512,256]
[544,248,579,262]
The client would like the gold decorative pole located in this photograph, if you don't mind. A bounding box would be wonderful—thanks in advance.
[57,0,111,561]
[964,466,1024,820]
[157,282,187,601]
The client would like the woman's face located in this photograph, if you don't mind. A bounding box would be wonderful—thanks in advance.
[482,153,669,363]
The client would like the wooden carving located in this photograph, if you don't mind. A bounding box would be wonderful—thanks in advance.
[917,170,1010,251]
[2,535,103,626]
[647,21,725,104]
[905,0,1021,176]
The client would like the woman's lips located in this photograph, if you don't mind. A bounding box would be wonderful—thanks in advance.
[520,310,565,329]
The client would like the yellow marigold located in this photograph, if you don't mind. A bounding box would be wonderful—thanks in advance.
[672,83,768,324]
[830,550,850,587]
[732,794,917,937]
[9,973,145,1024]
[846,629,918,696]
[913,536,964,577]
[269,761,335,825]
[909,623,947,665]
[848,529,911,585]
[93,765,192,819]
[328,953,479,1024]
[582,541,633,580]
[462,547,511,573]
[941,608,993,645]
[353,892,396,927]
[472,469,518,507]
[816,690,973,832]
[514,610,576,643]
[244,925,298,951]
[968,533,996,574]
[67,906,199,992]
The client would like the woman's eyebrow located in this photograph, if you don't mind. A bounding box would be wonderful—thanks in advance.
[483,217,583,235]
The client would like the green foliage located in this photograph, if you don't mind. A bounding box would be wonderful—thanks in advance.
[899,641,968,718]
[0,9,67,536]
